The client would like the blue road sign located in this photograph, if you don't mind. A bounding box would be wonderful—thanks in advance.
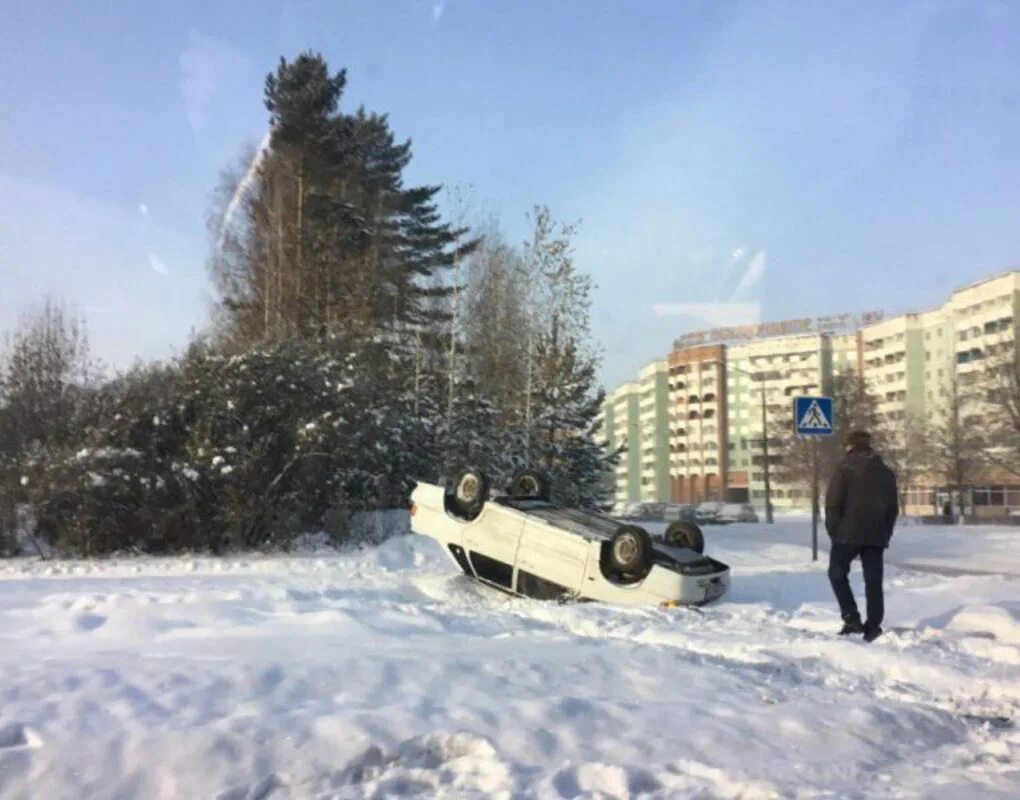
[794,395,834,436]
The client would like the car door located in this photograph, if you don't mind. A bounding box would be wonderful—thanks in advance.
[462,505,525,591]
[515,516,589,597]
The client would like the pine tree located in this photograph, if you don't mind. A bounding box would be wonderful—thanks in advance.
[439,377,509,480]
[210,53,475,357]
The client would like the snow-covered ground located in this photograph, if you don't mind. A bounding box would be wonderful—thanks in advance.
[0,520,1017,799]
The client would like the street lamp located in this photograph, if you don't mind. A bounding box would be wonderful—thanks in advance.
[726,363,774,524]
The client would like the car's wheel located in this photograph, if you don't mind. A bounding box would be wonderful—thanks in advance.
[606,525,653,581]
[507,469,550,500]
[446,467,490,521]
[664,521,705,554]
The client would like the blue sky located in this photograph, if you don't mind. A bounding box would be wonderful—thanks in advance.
[2,1,1019,387]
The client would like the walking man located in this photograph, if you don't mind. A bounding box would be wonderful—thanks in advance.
[824,430,898,642]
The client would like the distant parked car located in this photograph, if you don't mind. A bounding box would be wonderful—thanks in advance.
[642,502,669,521]
[619,502,669,522]
[717,503,758,523]
[695,501,725,524]
[663,503,698,524]
[620,502,645,519]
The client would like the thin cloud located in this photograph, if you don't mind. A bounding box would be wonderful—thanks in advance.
[652,302,761,327]
[432,2,445,22]
[148,254,169,276]
[139,203,149,215]
[179,30,251,137]
[732,250,766,300]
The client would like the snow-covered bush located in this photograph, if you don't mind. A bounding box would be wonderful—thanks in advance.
[13,340,445,556]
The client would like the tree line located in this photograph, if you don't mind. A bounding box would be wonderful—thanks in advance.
[0,52,611,557]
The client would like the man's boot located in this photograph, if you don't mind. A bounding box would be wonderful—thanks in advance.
[863,622,883,643]
[839,617,865,635]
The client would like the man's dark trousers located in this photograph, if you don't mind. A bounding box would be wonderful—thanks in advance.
[828,543,884,626]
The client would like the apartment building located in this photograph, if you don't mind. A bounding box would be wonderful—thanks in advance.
[726,333,833,509]
[944,272,1020,398]
[598,381,642,509]
[604,270,1020,516]
[610,326,862,510]
[858,272,1018,431]
[636,360,670,502]
[860,315,924,426]
[597,363,672,509]
[892,272,1020,515]
[831,332,862,376]
[609,330,853,510]
[667,345,727,504]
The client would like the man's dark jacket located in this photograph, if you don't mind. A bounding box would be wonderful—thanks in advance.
[824,449,899,547]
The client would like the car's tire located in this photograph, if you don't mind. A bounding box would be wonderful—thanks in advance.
[664,521,705,554]
[506,469,550,500]
[606,525,654,581]
[445,467,490,521]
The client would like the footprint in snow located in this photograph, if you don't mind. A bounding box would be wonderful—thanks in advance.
[215,773,285,800]
[76,613,107,631]
[0,723,43,750]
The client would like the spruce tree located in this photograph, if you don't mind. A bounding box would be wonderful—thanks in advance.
[211,53,475,358]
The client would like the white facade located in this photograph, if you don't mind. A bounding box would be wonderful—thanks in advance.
[727,334,830,509]
[861,315,918,426]
[861,271,1020,516]
[944,272,1020,402]
[637,361,669,502]
[600,382,641,509]
[861,271,1020,429]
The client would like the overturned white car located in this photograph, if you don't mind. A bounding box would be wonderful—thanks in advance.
[410,468,730,606]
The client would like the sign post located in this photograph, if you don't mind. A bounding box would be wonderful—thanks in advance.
[793,396,835,562]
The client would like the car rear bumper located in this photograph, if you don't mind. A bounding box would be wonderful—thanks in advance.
[645,561,730,605]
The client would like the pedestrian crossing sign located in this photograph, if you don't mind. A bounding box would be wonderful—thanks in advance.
[794,396,834,436]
